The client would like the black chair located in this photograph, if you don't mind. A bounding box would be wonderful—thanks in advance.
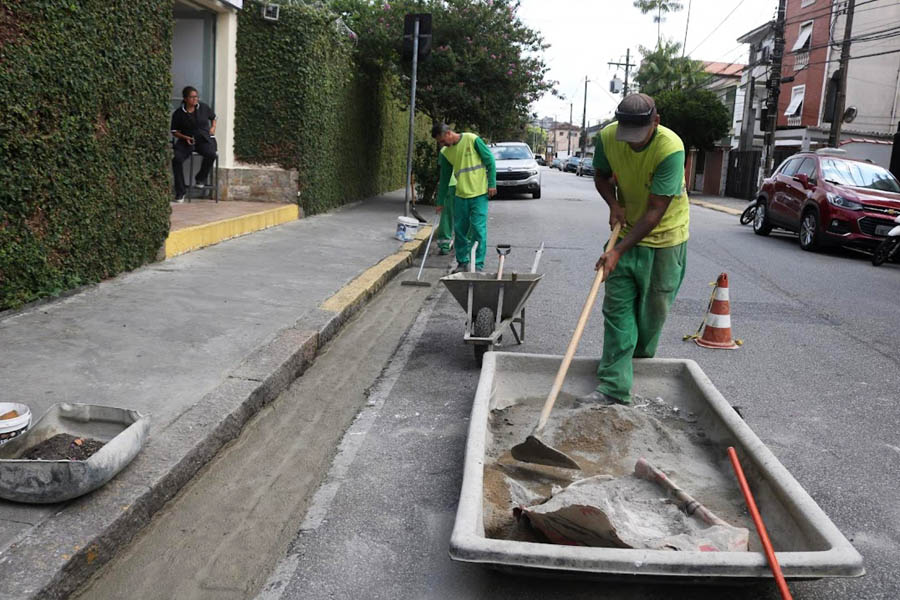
[171,134,219,203]
[186,149,218,203]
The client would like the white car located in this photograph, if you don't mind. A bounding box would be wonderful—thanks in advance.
[490,142,541,199]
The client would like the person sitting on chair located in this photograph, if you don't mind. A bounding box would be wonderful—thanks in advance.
[170,86,217,203]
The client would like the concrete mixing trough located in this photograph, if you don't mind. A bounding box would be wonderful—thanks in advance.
[0,403,149,504]
[449,352,864,583]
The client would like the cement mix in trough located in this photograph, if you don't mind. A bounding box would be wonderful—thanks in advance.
[484,395,756,548]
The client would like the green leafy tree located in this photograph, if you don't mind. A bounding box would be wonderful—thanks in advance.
[332,0,554,140]
[526,125,548,154]
[633,0,683,46]
[654,88,730,150]
[634,40,708,96]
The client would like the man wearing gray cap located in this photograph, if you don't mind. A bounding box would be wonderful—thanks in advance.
[580,93,690,406]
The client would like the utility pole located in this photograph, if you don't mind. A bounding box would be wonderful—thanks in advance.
[567,102,573,156]
[581,76,589,157]
[763,0,787,177]
[828,0,856,147]
[608,48,636,98]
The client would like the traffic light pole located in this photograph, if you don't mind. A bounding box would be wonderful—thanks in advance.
[403,17,419,218]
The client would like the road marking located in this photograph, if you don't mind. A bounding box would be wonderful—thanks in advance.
[254,284,443,600]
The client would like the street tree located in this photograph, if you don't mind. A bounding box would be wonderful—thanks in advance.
[526,125,547,154]
[654,88,730,151]
[634,40,708,96]
[633,0,683,46]
[333,0,554,140]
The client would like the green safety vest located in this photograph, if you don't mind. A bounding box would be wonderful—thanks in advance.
[440,132,489,199]
[600,124,690,248]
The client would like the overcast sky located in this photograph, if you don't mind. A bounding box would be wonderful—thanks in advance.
[517,0,774,126]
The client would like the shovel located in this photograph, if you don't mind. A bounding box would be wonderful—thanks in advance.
[511,223,622,469]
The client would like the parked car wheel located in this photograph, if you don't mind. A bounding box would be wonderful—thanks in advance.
[533,188,541,199]
[753,199,773,236]
[799,209,821,251]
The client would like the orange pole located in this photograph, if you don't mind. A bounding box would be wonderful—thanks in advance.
[727,446,793,600]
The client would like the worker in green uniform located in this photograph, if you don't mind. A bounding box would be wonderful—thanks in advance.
[580,93,690,406]
[436,172,457,255]
[433,123,497,272]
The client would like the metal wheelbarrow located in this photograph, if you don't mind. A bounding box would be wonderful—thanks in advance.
[440,243,544,365]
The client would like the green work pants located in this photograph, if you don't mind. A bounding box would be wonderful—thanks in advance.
[595,241,687,403]
[437,186,456,251]
[454,194,488,269]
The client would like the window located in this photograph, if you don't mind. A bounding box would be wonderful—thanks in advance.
[784,85,805,117]
[801,0,815,6]
[780,157,802,176]
[821,159,900,192]
[791,21,813,53]
[490,145,533,160]
[795,158,818,183]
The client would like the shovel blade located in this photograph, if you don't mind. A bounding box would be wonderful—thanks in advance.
[510,435,581,470]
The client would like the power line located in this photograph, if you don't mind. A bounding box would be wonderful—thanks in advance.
[803,45,900,67]
[687,0,748,57]
[799,24,900,54]
[784,0,891,27]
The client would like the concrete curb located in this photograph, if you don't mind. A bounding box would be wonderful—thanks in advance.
[0,227,432,600]
[689,198,744,216]
[164,204,300,258]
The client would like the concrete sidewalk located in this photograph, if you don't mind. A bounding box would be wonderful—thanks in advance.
[0,190,433,600]
[689,193,753,216]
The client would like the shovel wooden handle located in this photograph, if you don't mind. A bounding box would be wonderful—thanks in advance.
[536,223,622,432]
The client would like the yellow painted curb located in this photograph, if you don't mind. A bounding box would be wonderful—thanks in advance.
[165,204,299,258]
[402,225,433,253]
[321,226,432,314]
[690,199,743,216]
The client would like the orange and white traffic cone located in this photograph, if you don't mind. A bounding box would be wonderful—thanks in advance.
[687,273,741,350]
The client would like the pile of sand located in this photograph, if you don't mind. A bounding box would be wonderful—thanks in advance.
[483,398,750,545]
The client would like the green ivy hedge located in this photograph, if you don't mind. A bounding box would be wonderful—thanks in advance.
[0,1,173,310]
[235,2,428,215]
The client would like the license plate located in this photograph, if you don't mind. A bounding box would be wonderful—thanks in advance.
[875,224,893,236]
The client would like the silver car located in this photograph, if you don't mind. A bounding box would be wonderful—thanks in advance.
[490,142,542,199]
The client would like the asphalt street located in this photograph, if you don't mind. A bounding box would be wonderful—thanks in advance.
[79,168,900,599]
[261,168,899,600]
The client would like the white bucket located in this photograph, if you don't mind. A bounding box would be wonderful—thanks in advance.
[395,216,420,242]
[0,402,32,446]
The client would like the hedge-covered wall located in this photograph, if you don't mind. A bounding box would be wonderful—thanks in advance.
[0,1,173,310]
[235,2,427,215]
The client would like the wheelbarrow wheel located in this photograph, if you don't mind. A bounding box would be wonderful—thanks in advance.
[474,307,494,365]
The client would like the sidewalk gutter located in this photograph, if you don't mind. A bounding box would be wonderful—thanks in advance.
[0,226,432,600]
[689,198,744,216]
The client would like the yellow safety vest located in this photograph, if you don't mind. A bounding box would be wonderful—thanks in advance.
[440,132,489,199]
[600,124,690,248]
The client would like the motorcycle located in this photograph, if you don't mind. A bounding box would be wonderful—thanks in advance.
[740,197,762,226]
[871,214,900,266]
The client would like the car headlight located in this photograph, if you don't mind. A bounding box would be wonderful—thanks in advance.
[827,192,862,210]
[529,169,538,176]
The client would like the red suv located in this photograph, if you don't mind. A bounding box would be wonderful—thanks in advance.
[754,149,900,251]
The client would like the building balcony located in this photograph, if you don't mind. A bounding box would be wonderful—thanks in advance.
[793,52,809,71]
[787,115,802,127]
